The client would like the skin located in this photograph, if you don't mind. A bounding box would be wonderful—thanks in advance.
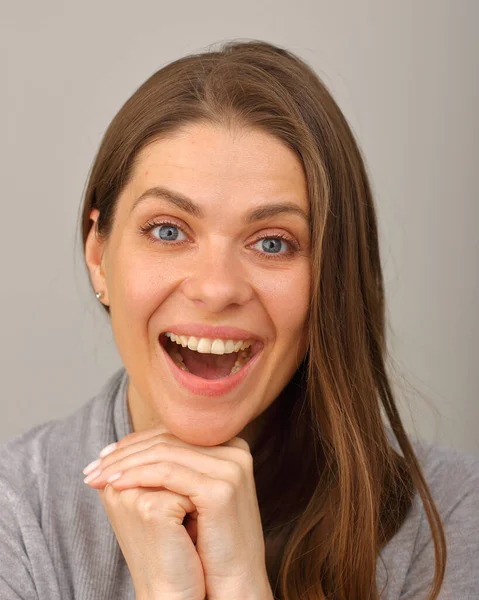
[85,430,275,599]
[84,122,311,449]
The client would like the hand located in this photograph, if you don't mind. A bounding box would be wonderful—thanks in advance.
[84,426,273,600]
[85,426,205,599]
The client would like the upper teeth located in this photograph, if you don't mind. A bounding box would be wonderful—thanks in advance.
[164,332,253,355]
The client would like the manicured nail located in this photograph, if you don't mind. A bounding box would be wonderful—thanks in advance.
[106,472,122,483]
[83,469,102,484]
[99,442,118,458]
[83,459,101,475]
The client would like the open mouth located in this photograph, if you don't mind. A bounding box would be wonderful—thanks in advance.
[159,332,260,380]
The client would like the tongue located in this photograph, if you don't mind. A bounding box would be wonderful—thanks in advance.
[178,346,238,380]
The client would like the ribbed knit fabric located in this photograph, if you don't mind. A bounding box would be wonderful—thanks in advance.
[0,366,478,599]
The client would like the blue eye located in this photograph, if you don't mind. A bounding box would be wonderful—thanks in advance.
[252,238,288,255]
[156,224,185,241]
[141,223,188,242]
[138,220,299,261]
[138,220,188,243]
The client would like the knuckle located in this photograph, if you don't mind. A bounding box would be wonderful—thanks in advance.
[229,436,251,453]
[239,450,254,472]
[119,487,143,507]
[152,441,172,460]
[237,437,251,453]
[136,493,161,521]
[158,461,175,480]
[195,471,209,489]
[215,480,236,505]
[153,435,175,448]
[103,483,118,500]
[117,433,134,447]
[226,461,244,487]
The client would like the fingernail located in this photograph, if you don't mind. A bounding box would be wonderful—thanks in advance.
[106,472,122,483]
[83,459,101,475]
[83,469,102,484]
[99,442,118,458]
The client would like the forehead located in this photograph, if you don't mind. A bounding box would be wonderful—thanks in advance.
[127,124,309,211]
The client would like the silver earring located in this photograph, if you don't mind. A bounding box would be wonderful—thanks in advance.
[95,291,103,300]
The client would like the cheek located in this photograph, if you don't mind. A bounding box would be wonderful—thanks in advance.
[260,264,310,336]
[111,252,178,317]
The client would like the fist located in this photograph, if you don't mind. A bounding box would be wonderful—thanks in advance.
[99,481,205,600]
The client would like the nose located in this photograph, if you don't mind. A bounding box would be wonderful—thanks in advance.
[181,243,254,313]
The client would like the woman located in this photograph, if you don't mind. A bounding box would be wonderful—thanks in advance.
[0,39,478,600]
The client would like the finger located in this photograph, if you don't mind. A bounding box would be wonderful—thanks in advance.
[104,423,170,454]
[100,462,226,513]
[98,484,198,520]
[93,435,218,478]
[88,431,186,474]
[90,426,170,466]
[120,422,170,443]
[86,443,238,489]
[87,431,253,482]
[94,436,176,472]
[222,436,251,453]
[94,431,243,474]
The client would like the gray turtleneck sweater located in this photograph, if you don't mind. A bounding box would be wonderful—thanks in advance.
[0,367,478,599]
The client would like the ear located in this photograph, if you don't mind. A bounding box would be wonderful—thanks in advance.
[84,208,110,306]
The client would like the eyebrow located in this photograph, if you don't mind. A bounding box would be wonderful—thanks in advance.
[130,186,310,224]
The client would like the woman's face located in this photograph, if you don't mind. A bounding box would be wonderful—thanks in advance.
[85,123,311,447]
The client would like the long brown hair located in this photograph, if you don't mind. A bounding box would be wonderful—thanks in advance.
[79,39,446,599]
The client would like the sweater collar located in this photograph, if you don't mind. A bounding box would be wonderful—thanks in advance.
[112,367,133,441]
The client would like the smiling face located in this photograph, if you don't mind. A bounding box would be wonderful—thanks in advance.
[85,122,311,447]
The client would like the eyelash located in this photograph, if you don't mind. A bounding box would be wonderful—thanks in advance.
[137,219,300,261]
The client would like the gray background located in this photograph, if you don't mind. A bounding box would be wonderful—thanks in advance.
[1,1,477,454]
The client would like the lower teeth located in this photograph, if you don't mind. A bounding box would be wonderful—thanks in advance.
[169,348,252,377]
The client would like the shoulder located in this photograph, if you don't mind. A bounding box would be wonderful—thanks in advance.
[414,438,479,558]
[385,428,479,525]
[411,437,479,529]
[0,367,128,599]
[378,435,479,599]
[0,421,55,513]
[0,367,126,505]
[410,439,479,598]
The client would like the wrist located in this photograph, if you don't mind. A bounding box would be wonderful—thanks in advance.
[227,577,274,600]
[136,596,202,600]
[136,592,202,600]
